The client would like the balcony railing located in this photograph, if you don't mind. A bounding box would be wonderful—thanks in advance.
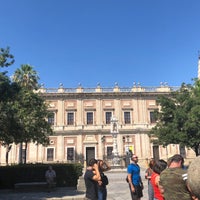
[38,85,180,94]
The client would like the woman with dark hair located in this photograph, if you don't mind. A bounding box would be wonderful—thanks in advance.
[151,159,167,200]
[97,159,111,200]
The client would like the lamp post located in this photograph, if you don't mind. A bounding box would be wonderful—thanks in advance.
[110,116,120,166]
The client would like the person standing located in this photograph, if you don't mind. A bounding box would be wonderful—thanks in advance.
[45,165,56,192]
[127,154,143,200]
[97,159,111,200]
[159,154,192,200]
[151,159,167,200]
[84,158,101,200]
[145,158,155,200]
[187,156,200,200]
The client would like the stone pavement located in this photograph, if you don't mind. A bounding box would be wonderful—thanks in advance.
[0,168,148,200]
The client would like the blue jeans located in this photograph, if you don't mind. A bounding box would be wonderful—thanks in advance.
[98,187,107,200]
[148,182,154,200]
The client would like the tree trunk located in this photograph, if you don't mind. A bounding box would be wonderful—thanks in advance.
[194,145,200,156]
[24,142,27,164]
[6,145,12,165]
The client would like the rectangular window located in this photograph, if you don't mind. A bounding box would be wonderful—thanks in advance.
[87,112,93,125]
[22,149,26,164]
[124,111,131,124]
[67,112,74,125]
[150,111,156,123]
[48,112,55,125]
[105,112,112,124]
[47,148,54,161]
[107,146,113,159]
[67,147,74,161]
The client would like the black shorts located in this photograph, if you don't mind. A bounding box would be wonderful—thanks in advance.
[129,184,143,200]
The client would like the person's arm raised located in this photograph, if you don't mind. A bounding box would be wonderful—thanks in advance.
[92,163,101,181]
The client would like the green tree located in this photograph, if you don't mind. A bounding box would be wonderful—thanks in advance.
[0,79,22,165]
[12,64,53,163]
[0,47,14,68]
[150,80,200,156]
[0,47,21,165]
[12,64,39,90]
[14,90,53,163]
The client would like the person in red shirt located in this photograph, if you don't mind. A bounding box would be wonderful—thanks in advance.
[151,159,167,200]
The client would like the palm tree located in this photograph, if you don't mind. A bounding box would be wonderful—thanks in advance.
[12,64,39,90]
[12,64,40,163]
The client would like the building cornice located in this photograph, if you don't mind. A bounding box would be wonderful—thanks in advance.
[37,86,180,99]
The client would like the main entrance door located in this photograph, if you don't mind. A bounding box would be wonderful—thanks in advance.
[86,147,95,166]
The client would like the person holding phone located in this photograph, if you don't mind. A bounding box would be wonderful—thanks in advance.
[84,158,101,200]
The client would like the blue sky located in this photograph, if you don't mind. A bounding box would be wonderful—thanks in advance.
[1,0,200,88]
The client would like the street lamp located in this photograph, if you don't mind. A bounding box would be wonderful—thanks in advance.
[110,116,120,166]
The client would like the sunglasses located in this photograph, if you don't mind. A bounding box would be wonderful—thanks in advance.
[133,156,138,159]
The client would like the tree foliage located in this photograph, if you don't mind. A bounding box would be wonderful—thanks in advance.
[0,47,53,164]
[0,47,19,164]
[14,89,53,145]
[150,80,200,156]
[0,83,21,145]
[0,47,14,67]
[12,64,53,163]
[12,64,40,90]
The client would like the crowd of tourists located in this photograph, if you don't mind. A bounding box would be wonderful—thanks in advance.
[126,153,200,200]
[141,154,200,200]
[84,154,200,200]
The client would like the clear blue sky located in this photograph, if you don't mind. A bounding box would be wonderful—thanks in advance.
[1,0,200,88]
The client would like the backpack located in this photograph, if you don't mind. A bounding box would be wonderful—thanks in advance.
[101,173,109,185]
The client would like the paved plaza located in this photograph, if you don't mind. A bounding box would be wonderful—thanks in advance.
[0,168,148,200]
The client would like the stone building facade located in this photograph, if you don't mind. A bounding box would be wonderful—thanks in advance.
[0,84,196,167]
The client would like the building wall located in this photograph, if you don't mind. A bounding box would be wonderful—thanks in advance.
[0,85,196,167]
